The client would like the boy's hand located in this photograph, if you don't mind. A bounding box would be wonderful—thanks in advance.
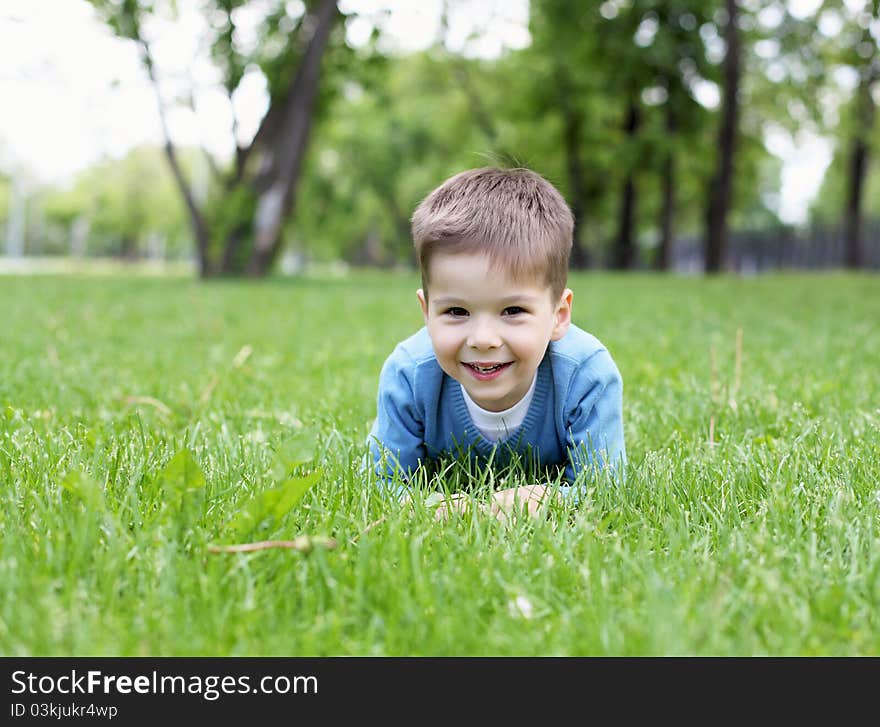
[489,485,553,520]
[433,493,476,521]
[431,486,557,522]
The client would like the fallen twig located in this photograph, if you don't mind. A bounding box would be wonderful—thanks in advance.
[124,396,172,417]
[349,515,387,545]
[233,345,253,368]
[208,536,337,554]
[199,375,219,405]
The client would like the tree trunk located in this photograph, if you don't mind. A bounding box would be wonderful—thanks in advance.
[656,100,677,271]
[387,194,413,255]
[842,2,878,269]
[140,42,212,276]
[561,102,590,269]
[245,0,340,277]
[612,101,640,270]
[704,0,741,274]
[844,136,870,269]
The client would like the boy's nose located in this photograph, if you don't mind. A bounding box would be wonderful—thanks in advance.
[466,318,502,349]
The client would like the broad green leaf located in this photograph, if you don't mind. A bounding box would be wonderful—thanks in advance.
[155,448,206,522]
[270,431,317,481]
[271,470,323,519]
[227,490,277,538]
[156,448,206,496]
[228,469,322,539]
[60,470,106,513]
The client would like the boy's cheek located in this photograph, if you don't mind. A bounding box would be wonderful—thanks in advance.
[436,358,462,383]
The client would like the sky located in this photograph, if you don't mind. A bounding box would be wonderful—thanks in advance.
[0,0,836,225]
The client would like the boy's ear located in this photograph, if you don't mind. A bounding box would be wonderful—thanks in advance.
[416,289,429,323]
[550,288,573,341]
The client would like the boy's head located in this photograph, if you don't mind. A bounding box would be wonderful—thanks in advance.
[411,168,575,412]
[411,167,574,302]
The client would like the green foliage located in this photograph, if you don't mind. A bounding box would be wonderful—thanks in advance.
[225,430,322,538]
[88,0,147,41]
[294,50,497,264]
[60,470,108,514]
[154,448,207,524]
[40,146,190,258]
[205,184,257,271]
[270,430,318,479]
[801,0,880,223]
[226,470,322,539]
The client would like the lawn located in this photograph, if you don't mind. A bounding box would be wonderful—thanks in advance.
[1,270,878,655]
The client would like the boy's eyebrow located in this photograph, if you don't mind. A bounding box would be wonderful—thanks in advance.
[499,294,542,304]
[431,294,542,306]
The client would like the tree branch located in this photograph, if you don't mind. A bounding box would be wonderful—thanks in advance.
[139,38,211,274]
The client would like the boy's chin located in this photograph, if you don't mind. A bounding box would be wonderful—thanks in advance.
[460,384,516,411]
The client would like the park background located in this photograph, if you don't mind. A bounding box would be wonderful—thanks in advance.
[1,0,879,655]
[2,0,879,273]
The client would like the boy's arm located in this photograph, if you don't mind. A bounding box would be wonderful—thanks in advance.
[560,350,626,501]
[367,349,426,494]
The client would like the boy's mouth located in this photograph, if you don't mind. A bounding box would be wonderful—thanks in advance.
[462,361,512,380]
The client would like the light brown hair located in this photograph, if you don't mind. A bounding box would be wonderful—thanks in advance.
[411,167,574,300]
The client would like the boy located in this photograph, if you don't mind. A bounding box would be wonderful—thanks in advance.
[368,167,625,519]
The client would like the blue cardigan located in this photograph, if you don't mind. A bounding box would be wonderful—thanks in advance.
[368,324,625,497]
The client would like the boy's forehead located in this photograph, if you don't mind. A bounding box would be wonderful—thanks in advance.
[425,252,554,298]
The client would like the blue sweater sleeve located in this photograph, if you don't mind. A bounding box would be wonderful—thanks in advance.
[367,345,426,489]
[560,349,626,497]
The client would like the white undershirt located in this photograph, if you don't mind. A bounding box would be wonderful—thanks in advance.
[460,373,537,442]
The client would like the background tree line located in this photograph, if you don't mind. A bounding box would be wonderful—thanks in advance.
[2,0,879,274]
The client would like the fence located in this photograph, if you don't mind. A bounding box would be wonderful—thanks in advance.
[672,221,880,273]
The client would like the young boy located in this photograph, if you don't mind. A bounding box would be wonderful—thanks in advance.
[368,167,625,518]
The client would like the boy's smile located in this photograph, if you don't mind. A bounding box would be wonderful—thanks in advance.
[417,252,573,412]
[462,361,513,380]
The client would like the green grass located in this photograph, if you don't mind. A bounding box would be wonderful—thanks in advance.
[1,270,878,655]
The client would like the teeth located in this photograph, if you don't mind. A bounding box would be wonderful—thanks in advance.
[472,363,502,373]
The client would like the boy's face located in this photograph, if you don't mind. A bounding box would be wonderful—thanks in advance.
[417,252,572,412]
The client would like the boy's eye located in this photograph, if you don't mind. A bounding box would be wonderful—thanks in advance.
[503,306,526,316]
[444,307,469,317]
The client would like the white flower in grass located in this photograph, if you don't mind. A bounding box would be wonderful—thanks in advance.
[508,595,535,620]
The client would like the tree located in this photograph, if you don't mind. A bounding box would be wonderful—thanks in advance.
[796,0,880,263]
[526,0,717,270]
[638,1,714,270]
[527,0,614,269]
[704,0,742,273]
[88,0,343,277]
[598,3,647,271]
[840,0,879,268]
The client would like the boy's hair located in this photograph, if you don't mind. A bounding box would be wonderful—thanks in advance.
[411,167,574,300]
